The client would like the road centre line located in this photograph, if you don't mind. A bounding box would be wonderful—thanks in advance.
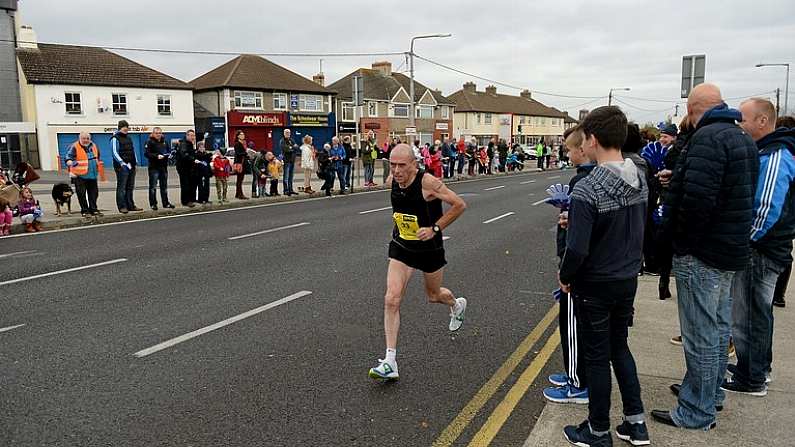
[547,175,561,179]
[0,258,127,286]
[520,180,536,185]
[442,236,451,241]
[133,290,313,358]
[0,324,25,334]
[0,250,38,259]
[467,333,561,446]
[358,206,392,215]
[482,212,515,224]
[432,306,559,447]
[531,198,548,206]
[228,222,310,240]
[484,185,505,191]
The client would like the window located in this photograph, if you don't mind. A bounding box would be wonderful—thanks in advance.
[112,93,127,115]
[157,95,172,116]
[441,106,450,119]
[484,113,492,125]
[368,102,377,117]
[273,93,287,110]
[65,92,81,115]
[234,90,263,109]
[476,113,482,124]
[299,94,322,112]
[393,104,409,118]
[540,117,546,125]
[416,105,433,119]
[519,116,525,124]
[342,102,355,121]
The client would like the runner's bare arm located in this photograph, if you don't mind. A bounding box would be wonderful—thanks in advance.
[422,174,466,231]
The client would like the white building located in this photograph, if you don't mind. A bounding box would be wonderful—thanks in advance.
[16,31,193,171]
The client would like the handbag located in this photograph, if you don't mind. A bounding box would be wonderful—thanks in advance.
[232,163,243,174]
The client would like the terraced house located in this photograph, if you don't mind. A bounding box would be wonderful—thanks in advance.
[328,61,455,146]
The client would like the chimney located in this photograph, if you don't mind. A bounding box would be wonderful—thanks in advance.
[520,89,532,100]
[312,72,325,87]
[463,81,476,93]
[17,25,38,49]
[485,85,497,95]
[372,61,392,76]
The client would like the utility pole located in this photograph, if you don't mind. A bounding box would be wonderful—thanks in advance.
[409,34,452,129]
[608,87,630,106]
[776,88,781,117]
[755,63,790,116]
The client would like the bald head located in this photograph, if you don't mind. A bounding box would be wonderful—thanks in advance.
[390,143,414,162]
[78,131,92,146]
[687,83,723,125]
[740,97,776,140]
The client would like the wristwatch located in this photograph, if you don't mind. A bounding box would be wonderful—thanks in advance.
[432,224,441,233]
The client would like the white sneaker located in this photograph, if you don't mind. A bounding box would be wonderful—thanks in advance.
[368,359,399,381]
[449,297,467,332]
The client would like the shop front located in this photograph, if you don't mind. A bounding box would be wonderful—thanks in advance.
[226,111,286,152]
[288,112,336,149]
[195,116,226,151]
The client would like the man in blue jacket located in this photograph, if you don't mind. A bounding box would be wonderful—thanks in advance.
[722,98,795,396]
[111,120,142,213]
[652,84,759,430]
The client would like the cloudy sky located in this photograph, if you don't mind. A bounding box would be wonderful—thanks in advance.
[17,0,795,123]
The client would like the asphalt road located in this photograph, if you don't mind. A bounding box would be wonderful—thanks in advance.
[0,169,573,446]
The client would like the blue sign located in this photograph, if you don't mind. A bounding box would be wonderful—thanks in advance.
[290,94,299,109]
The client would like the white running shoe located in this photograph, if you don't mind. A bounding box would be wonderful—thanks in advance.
[449,297,467,332]
[368,359,399,381]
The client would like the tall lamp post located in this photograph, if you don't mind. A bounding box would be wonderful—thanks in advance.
[756,63,790,116]
[409,34,452,130]
[608,87,631,106]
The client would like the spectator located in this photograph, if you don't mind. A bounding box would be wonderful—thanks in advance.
[0,169,11,235]
[536,140,545,170]
[456,137,467,176]
[249,143,261,198]
[497,138,509,172]
[17,186,43,232]
[362,131,377,186]
[233,130,249,200]
[652,84,759,430]
[723,99,795,396]
[773,114,795,308]
[176,129,199,207]
[342,135,354,190]
[558,106,650,446]
[486,138,495,174]
[194,141,213,204]
[280,129,298,196]
[382,138,396,183]
[318,143,333,196]
[300,135,316,194]
[330,137,347,195]
[65,132,101,217]
[478,145,488,175]
[211,149,231,203]
[144,127,174,211]
[654,121,684,299]
[441,139,453,178]
[110,120,141,214]
[266,151,283,196]
[467,138,477,176]
[252,150,269,197]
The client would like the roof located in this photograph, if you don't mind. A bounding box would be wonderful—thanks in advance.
[16,43,191,90]
[448,89,565,118]
[327,68,455,105]
[563,112,579,124]
[191,54,332,94]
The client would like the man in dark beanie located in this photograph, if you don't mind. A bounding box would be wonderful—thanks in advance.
[110,120,141,213]
[660,123,678,148]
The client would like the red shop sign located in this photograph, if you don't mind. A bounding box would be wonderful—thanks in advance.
[227,111,286,127]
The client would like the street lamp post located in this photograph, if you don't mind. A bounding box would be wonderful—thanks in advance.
[756,63,790,116]
[608,87,631,106]
[409,34,452,130]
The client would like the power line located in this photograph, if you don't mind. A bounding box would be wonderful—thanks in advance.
[612,97,672,113]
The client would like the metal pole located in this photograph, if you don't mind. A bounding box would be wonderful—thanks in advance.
[608,89,613,106]
[409,46,416,128]
[785,64,790,116]
[776,88,781,117]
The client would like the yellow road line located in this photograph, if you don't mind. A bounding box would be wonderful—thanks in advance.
[432,305,559,447]
[467,331,561,446]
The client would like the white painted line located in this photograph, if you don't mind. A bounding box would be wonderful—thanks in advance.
[520,180,536,185]
[442,236,451,241]
[0,250,38,259]
[548,175,561,179]
[0,324,25,334]
[133,290,313,358]
[483,212,515,224]
[0,258,127,286]
[228,222,310,240]
[532,198,549,206]
[484,185,506,191]
[358,206,392,215]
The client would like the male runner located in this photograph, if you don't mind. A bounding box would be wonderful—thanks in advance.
[369,144,468,381]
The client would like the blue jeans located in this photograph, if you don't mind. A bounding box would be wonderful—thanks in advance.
[116,166,137,211]
[671,254,734,429]
[457,154,466,174]
[364,162,374,184]
[147,167,169,207]
[342,163,351,189]
[731,249,782,388]
[283,162,295,193]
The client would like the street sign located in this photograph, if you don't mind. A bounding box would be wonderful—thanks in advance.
[290,94,299,109]
[405,126,417,135]
[681,54,706,98]
[352,76,364,106]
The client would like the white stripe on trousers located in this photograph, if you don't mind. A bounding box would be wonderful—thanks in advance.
[567,292,581,388]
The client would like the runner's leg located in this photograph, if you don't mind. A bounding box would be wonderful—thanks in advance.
[385,259,414,350]
[423,267,456,307]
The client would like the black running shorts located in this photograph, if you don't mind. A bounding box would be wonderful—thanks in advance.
[388,240,447,273]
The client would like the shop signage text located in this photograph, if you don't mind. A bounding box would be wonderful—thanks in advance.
[364,122,381,130]
[290,114,329,127]
[435,122,449,130]
[228,111,286,127]
[103,125,150,132]
[405,126,417,135]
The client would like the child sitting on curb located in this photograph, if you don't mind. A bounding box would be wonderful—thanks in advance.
[18,186,44,232]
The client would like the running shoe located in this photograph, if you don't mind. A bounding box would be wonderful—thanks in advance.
[615,420,650,446]
[449,297,467,331]
[563,420,613,447]
[549,372,569,387]
[543,384,589,404]
[669,335,682,346]
[368,359,399,381]
[721,377,767,396]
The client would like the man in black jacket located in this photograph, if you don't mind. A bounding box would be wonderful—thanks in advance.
[722,99,795,396]
[111,120,141,213]
[280,129,298,196]
[144,127,174,210]
[652,84,759,431]
[175,129,199,207]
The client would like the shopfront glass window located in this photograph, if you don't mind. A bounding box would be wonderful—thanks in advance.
[299,94,322,112]
[157,95,172,116]
[65,92,82,115]
[273,93,287,110]
[393,104,409,118]
[112,93,127,115]
[234,91,263,109]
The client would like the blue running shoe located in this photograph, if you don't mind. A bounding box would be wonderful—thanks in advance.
[564,420,612,447]
[543,384,589,404]
[548,372,569,387]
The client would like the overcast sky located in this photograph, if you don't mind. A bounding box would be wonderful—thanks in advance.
[17,0,795,123]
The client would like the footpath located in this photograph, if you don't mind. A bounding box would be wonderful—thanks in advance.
[522,273,795,446]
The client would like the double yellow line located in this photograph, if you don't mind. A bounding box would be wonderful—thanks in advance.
[433,305,560,447]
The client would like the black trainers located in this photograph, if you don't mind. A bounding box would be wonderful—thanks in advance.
[773,295,786,308]
[615,421,650,446]
[721,378,767,396]
[563,420,612,447]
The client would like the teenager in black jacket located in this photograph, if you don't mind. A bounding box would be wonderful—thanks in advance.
[144,127,174,210]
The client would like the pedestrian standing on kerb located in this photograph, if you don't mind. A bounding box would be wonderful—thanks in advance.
[194,141,213,205]
[330,136,347,195]
[144,127,174,211]
[342,135,354,190]
[176,129,200,207]
[65,131,102,217]
[280,128,298,196]
[300,135,316,194]
[362,130,377,186]
[232,130,248,200]
[537,140,545,170]
[111,120,142,214]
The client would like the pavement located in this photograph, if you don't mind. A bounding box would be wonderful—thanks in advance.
[522,270,795,446]
[0,169,571,446]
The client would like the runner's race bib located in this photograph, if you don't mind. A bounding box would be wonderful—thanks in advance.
[393,212,420,240]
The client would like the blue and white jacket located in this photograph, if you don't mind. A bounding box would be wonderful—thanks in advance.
[750,127,795,265]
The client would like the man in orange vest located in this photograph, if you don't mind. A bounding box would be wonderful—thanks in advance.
[65,131,102,217]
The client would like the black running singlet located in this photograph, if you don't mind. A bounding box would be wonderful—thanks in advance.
[390,170,444,251]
